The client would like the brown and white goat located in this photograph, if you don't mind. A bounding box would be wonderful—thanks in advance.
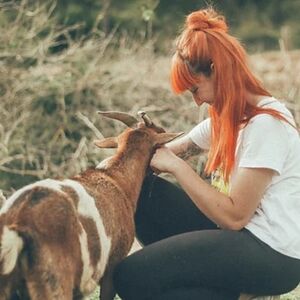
[0,111,183,300]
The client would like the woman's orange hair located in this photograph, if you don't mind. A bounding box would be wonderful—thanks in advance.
[171,8,290,182]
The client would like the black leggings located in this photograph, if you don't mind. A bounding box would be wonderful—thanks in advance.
[113,175,300,300]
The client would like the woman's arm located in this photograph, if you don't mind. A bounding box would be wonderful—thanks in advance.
[150,148,275,230]
[166,135,203,160]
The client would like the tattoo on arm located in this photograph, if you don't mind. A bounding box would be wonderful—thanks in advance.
[176,139,202,160]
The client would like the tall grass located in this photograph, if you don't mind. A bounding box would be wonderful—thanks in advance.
[0,1,196,194]
[0,1,299,196]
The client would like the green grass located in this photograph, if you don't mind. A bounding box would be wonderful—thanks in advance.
[281,285,300,300]
[89,287,121,300]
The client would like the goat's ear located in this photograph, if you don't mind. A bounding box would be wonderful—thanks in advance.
[155,132,184,146]
[94,137,118,148]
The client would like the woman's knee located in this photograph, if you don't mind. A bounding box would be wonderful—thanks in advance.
[113,255,146,300]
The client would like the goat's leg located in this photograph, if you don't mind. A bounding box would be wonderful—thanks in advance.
[0,271,27,300]
[0,277,12,300]
[100,270,116,300]
[25,267,74,300]
[11,280,30,300]
[73,293,90,300]
[0,282,11,300]
[27,282,72,300]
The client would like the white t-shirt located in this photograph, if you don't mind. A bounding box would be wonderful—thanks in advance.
[188,97,300,259]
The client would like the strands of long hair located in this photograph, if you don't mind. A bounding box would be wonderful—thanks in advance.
[171,8,290,182]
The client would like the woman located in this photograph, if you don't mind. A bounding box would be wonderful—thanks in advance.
[113,8,300,300]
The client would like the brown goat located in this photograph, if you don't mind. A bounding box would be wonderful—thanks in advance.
[0,111,183,300]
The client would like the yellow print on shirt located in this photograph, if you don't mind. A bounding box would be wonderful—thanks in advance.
[211,169,230,196]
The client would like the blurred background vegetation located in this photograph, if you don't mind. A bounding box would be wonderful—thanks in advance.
[0,0,300,195]
[53,0,300,51]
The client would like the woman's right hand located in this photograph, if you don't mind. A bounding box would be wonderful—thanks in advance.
[150,147,184,175]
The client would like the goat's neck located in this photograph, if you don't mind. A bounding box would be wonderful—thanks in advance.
[73,145,152,213]
[95,142,153,211]
[109,146,152,202]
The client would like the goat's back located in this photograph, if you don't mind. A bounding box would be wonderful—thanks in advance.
[0,173,135,298]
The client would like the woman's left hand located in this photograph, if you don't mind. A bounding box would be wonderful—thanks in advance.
[150,147,182,174]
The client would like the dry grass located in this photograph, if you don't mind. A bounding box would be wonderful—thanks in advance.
[250,49,300,123]
[1,1,300,195]
[0,1,201,194]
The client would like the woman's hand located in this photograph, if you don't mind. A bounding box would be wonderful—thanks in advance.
[150,147,183,174]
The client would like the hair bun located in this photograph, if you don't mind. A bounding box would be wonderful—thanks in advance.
[186,8,228,32]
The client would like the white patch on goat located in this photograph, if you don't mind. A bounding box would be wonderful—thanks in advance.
[96,156,113,170]
[78,225,98,294]
[0,226,24,275]
[0,179,64,215]
[62,180,112,287]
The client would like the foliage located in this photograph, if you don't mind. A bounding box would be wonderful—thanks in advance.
[0,0,197,193]
[53,0,300,51]
[0,1,299,195]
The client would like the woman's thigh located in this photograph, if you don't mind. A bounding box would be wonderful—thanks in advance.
[135,174,218,245]
[114,229,300,300]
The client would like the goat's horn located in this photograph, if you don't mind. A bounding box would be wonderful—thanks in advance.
[138,111,153,127]
[97,111,138,128]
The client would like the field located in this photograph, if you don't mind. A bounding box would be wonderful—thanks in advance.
[1,45,300,193]
[0,1,299,191]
